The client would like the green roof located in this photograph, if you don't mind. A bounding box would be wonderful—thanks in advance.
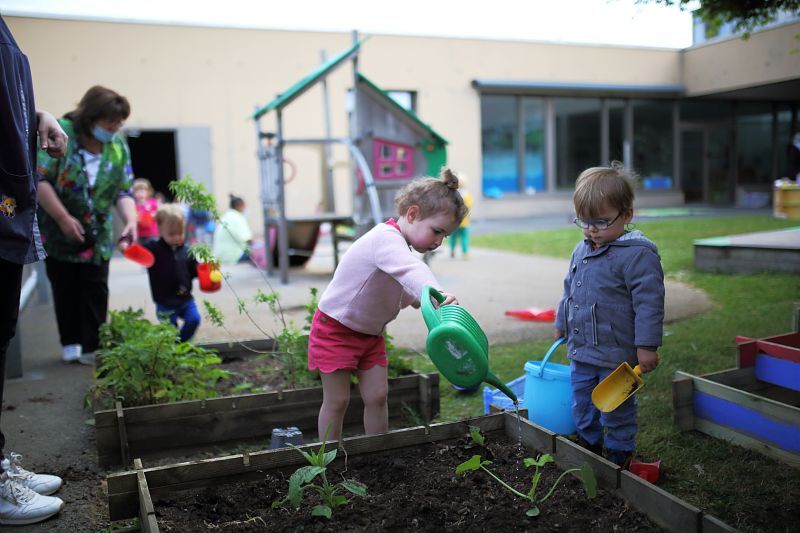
[252,40,363,120]
[356,73,447,146]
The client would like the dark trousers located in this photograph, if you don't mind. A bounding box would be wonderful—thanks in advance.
[0,259,24,456]
[45,257,109,353]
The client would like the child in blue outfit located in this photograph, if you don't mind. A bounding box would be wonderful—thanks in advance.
[143,204,201,342]
[554,163,664,467]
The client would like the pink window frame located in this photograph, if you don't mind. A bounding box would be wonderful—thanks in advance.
[373,138,415,179]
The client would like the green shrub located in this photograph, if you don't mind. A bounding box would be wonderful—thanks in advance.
[93,308,228,407]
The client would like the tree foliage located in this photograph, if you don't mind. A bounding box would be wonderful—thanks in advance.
[639,0,800,36]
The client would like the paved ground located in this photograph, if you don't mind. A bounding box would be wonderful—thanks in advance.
[1,213,717,530]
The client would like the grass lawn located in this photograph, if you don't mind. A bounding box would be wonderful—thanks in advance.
[407,215,799,532]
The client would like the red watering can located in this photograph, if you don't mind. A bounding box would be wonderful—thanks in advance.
[197,263,222,292]
[123,243,155,268]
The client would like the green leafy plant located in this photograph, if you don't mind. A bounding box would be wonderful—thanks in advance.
[456,427,597,517]
[92,308,228,407]
[272,439,367,518]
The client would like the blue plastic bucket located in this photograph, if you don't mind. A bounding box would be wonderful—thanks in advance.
[523,338,576,435]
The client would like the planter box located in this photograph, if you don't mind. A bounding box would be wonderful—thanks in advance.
[95,372,439,468]
[107,412,732,532]
[673,368,800,468]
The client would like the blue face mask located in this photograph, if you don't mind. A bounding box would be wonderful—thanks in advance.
[91,125,115,144]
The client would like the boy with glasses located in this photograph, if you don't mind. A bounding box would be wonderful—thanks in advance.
[554,162,664,467]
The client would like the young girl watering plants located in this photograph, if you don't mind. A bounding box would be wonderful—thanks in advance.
[310,168,468,441]
[554,162,664,467]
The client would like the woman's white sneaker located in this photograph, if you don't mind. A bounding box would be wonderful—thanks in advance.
[0,473,64,525]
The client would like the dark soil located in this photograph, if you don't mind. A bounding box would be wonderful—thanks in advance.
[155,433,662,532]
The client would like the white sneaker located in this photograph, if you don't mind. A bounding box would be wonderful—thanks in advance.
[78,351,95,366]
[1,453,62,495]
[0,473,63,525]
[61,344,81,363]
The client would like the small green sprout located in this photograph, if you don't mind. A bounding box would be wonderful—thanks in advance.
[468,426,485,446]
[272,438,367,519]
[456,449,597,517]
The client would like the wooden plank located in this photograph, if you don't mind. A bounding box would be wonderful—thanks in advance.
[755,354,800,392]
[672,372,695,431]
[134,459,159,533]
[97,373,439,466]
[504,413,554,455]
[96,374,427,425]
[702,513,739,533]
[554,436,619,491]
[737,339,758,368]
[123,388,421,448]
[690,373,800,427]
[701,368,800,406]
[618,470,702,533]
[116,401,130,468]
[694,419,800,469]
[699,367,755,388]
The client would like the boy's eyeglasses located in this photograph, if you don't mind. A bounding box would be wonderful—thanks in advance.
[572,212,623,231]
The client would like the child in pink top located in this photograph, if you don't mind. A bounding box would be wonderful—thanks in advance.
[133,178,160,245]
[310,168,468,442]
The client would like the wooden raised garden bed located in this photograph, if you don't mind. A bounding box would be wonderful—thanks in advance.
[107,412,734,532]
[96,372,439,468]
[672,332,800,468]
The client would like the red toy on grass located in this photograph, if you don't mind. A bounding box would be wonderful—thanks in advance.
[504,307,556,322]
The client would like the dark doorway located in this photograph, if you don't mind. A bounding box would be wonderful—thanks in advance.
[127,130,177,201]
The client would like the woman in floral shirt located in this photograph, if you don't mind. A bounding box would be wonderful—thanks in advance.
[37,85,137,365]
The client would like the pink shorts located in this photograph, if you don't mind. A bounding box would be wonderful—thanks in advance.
[308,310,387,373]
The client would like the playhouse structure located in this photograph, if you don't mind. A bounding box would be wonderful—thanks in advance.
[251,33,448,283]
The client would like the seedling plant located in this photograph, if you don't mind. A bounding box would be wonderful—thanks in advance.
[272,438,367,519]
[456,427,597,517]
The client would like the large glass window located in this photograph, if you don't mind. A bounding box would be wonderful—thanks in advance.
[523,97,545,193]
[737,104,773,185]
[777,105,797,181]
[633,100,674,190]
[481,96,518,196]
[555,98,601,189]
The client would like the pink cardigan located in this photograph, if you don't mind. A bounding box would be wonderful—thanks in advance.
[317,222,440,335]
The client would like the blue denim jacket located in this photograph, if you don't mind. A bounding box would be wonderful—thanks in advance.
[555,230,665,370]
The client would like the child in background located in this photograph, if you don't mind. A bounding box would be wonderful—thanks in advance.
[212,194,253,264]
[143,204,201,342]
[310,168,468,441]
[133,178,160,245]
[554,162,664,467]
[449,175,473,259]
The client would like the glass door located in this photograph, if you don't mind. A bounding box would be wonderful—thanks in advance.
[680,124,733,204]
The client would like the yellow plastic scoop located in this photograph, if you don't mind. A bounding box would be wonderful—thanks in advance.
[591,363,644,413]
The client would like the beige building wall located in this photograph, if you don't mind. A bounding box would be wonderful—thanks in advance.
[6,15,761,228]
[682,22,800,96]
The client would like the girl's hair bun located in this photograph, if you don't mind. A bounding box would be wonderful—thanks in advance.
[442,168,460,190]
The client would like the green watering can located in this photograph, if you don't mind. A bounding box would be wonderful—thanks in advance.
[420,285,518,403]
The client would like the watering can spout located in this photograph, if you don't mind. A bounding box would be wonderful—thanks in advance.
[486,371,518,404]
